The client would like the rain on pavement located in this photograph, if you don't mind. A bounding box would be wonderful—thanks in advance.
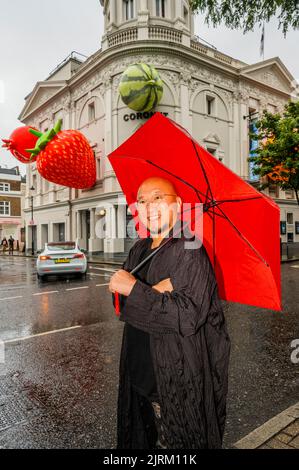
[0,256,298,448]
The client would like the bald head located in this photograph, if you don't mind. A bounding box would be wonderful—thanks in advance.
[137,177,177,199]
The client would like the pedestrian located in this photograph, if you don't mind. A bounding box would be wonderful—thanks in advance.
[109,176,231,449]
[8,235,14,255]
[1,237,8,254]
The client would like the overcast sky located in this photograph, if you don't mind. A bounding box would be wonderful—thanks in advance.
[0,0,298,176]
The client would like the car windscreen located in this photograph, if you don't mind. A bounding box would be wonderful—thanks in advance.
[47,243,76,251]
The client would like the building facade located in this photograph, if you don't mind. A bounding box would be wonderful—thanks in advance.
[0,166,26,249]
[19,0,299,254]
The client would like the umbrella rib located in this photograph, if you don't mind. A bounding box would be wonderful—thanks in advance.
[213,204,270,266]
[144,159,209,203]
[214,196,264,204]
[190,139,214,204]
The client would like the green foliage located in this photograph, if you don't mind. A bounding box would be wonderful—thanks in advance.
[189,0,299,36]
[247,100,299,204]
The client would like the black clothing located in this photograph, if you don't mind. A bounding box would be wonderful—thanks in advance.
[126,241,159,401]
[115,222,231,449]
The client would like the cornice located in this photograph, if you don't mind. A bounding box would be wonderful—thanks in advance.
[20,41,293,122]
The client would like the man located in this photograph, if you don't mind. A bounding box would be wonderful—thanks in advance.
[1,237,8,254]
[109,176,231,449]
[8,235,15,255]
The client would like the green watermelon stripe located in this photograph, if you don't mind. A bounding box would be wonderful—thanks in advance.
[153,86,158,108]
[137,63,151,81]
[122,84,154,104]
[121,75,149,82]
[143,85,155,111]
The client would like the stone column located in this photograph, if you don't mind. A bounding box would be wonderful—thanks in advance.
[90,208,95,239]
[180,72,192,132]
[76,211,82,240]
[104,76,116,193]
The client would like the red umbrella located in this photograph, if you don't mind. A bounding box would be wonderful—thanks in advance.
[108,112,282,312]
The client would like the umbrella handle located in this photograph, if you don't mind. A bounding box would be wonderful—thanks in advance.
[114,291,120,316]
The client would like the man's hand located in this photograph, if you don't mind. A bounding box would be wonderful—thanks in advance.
[109,269,137,296]
[152,278,174,293]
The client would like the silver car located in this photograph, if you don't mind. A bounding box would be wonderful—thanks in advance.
[36,241,87,281]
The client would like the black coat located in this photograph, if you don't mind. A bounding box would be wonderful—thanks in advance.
[115,228,231,449]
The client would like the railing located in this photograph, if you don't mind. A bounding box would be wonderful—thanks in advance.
[149,26,182,43]
[191,39,244,67]
[107,27,138,47]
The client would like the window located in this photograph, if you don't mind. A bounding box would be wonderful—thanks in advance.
[58,223,65,242]
[280,221,286,235]
[32,174,37,190]
[269,184,278,198]
[184,5,188,24]
[0,201,10,215]
[96,157,101,180]
[285,189,294,199]
[124,0,134,20]
[287,232,294,242]
[88,102,96,122]
[156,0,166,17]
[206,96,215,115]
[0,182,10,192]
[287,212,293,224]
[207,147,216,156]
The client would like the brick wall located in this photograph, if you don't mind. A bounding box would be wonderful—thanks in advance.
[0,196,21,216]
[0,179,21,191]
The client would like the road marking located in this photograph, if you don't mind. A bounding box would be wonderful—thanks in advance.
[291,265,299,268]
[33,290,59,296]
[95,283,110,287]
[3,325,82,344]
[65,286,89,291]
[0,295,23,301]
[88,273,111,277]
[89,267,118,273]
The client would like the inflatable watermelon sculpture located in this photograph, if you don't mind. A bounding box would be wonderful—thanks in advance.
[118,63,163,112]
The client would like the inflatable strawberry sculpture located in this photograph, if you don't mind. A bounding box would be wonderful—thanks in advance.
[2,126,39,164]
[26,119,96,189]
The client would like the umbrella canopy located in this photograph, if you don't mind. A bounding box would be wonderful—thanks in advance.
[108,112,282,312]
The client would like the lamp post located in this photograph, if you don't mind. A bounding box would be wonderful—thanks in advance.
[30,185,35,255]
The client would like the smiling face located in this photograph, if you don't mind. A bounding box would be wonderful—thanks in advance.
[136,177,182,237]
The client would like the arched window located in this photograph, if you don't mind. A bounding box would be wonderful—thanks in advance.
[124,0,134,20]
[156,0,166,17]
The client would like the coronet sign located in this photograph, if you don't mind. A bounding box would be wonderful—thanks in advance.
[123,111,169,122]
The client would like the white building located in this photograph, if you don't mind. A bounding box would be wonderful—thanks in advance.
[19,0,299,254]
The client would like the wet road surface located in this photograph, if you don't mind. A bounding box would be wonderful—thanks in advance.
[0,256,298,448]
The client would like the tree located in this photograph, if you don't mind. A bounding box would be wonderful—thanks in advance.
[248,100,299,205]
[189,0,299,36]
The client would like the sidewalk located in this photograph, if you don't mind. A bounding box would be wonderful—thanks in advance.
[234,402,299,449]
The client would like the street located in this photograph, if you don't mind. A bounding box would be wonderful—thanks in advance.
[0,256,298,448]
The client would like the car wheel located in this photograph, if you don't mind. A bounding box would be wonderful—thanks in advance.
[37,273,46,282]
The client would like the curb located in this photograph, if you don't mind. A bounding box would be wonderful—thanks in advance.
[233,402,299,449]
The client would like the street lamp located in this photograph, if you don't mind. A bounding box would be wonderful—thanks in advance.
[30,185,35,255]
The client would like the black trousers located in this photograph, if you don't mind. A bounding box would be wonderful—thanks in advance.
[134,389,168,449]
